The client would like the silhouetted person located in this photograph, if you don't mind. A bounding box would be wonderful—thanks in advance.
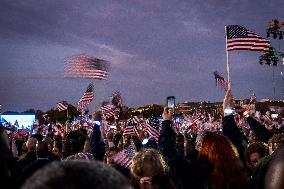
[21,141,52,186]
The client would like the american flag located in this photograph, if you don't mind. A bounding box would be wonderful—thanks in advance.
[146,117,161,142]
[191,114,203,124]
[112,140,136,168]
[213,71,227,90]
[64,54,110,80]
[123,125,139,136]
[101,103,115,119]
[186,115,203,132]
[77,83,94,111]
[128,115,142,125]
[226,25,270,51]
[101,104,114,112]
[105,111,115,119]
[57,101,68,111]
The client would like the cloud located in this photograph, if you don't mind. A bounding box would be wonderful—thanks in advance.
[0,0,283,111]
[181,18,213,36]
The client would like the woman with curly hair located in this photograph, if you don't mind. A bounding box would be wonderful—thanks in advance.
[198,132,248,189]
[131,148,175,189]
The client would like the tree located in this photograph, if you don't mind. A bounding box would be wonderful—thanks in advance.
[44,104,79,124]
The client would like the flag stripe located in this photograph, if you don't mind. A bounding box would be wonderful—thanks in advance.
[101,104,114,111]
[123,125,136,136]
[57,101,68,111]
[228,47,270,51]
[65,70,108,80]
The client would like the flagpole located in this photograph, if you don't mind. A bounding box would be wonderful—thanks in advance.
[66,106,69,121]
[225,26,231,89]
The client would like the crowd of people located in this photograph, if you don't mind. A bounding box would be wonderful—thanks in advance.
[1,89,283,189]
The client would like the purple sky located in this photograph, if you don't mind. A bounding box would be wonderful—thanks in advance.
[0,0,283,112]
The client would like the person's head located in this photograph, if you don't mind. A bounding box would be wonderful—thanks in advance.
[36,141,49,158]
[52,145,62,158]
[65,152,93,161]
[104,146,120,165]
[176,134,184,147]
[131,149,173,189]
[268,134,284,155]
[36,127,43,135]
[245,142,267,169]
[107,131,114,141]
[249,130,260,143]
[198,132,246,189]
[22,160,132,189]
[26,137,38,152]
[184,135,196,156]
[55,125,62,134]
[20,142,28,158]
[63,130,86,158]
[83,138,90,153]
[265,145,284,189]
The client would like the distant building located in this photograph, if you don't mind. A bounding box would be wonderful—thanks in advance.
[176,102,223,117]
[260,98,270,102]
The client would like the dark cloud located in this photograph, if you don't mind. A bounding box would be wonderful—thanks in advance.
[0,0,283,111]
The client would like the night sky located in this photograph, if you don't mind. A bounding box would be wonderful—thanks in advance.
[0,0,283,112]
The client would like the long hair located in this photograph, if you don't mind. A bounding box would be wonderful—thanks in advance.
[198,132,247,189]
[131,149,174,189]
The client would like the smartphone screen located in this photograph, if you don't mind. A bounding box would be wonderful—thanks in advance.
[167,96,175,109]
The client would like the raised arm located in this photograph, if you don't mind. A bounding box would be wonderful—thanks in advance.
[158,107,177,160]
[245,113,273,143]
[222,89,246,164]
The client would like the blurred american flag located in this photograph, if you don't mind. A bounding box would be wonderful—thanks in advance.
[112,140,136,168]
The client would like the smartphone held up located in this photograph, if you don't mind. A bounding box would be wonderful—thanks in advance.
[166,96,175,114]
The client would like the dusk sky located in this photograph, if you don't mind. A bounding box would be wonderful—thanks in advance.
[0,0,283,112]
